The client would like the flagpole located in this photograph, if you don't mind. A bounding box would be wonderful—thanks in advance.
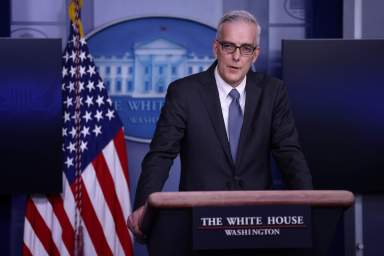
[71,0,84,255]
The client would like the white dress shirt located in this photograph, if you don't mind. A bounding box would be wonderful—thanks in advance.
[214,67,246,138]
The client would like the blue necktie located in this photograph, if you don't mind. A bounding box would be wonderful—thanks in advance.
[228,89,243,162]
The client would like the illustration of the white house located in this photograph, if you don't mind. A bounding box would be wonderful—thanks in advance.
[94,38,214,97]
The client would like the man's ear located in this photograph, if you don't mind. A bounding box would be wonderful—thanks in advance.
[212,40,219,58]
[252,47,260,64]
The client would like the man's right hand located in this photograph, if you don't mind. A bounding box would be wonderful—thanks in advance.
[127,205,146,242]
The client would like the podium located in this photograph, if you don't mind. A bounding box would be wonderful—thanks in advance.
[141,190,354,256]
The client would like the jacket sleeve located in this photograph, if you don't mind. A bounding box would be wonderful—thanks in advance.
[270,82,313,189]
[134,82,187,209]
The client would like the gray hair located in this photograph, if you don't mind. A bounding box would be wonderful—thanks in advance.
[216,10,261,46]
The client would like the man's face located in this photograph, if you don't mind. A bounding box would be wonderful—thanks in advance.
[213,21,260,87]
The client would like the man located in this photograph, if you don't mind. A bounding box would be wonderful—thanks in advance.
[128,10,312,240]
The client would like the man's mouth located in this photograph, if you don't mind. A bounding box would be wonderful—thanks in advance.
[228,65,240,70]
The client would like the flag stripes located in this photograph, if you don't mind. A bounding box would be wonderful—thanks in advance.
[47,197,75,255]
[24,201,61,256]
[92,153,133,254]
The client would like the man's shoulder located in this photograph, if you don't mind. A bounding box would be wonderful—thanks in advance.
[248,71,283,89]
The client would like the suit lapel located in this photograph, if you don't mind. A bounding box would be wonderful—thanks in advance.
[198,63,234,166]
[236,72,262,168]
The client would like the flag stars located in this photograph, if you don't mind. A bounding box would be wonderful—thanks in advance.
[87,66,96,77]
[62,67,68,78]
[62,29,122,174]
[96,95,104,107]
[79,51,87,62]
[79,82,85,92]
[70,34,77,44]
[80,141,88,152]
[79,66,86,77]
[63,51,70,63]
[69,66,76,77]
[83,111,92,123]
[86,81,95,92]
[70,51,77,62]
[69,127,77,138]
[81,126,90,138]
[106,109,115,120]
[64,112,71,123]
[65,157,74,168]
[66,142,76,153]
[94,110,103,122]
[93,125,102,137]
[65,97,73,108]
[80,37,86,46]
[67,82,75,92]
[85,96,94,107]
[96,81,105,91]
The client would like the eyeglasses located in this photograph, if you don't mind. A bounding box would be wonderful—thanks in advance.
[216,40,257,56]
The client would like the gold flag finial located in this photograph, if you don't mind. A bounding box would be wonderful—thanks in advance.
[68,0,84,38]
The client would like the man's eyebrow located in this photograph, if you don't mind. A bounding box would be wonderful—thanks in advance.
[221,41,254,46]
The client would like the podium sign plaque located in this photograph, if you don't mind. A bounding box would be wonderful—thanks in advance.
[193,205,312,250]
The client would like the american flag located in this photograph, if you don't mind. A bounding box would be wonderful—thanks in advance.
[23,21,134,256]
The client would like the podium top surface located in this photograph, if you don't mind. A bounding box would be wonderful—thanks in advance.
[147,190,354,208]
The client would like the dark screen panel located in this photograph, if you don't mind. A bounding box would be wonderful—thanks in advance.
[283,39,384,193]
[0,38,62,193]
[0,0,10,37]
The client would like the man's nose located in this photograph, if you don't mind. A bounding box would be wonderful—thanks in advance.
[232,48,241,61]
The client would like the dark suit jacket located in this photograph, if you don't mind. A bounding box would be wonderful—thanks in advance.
[134,62,312,209]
